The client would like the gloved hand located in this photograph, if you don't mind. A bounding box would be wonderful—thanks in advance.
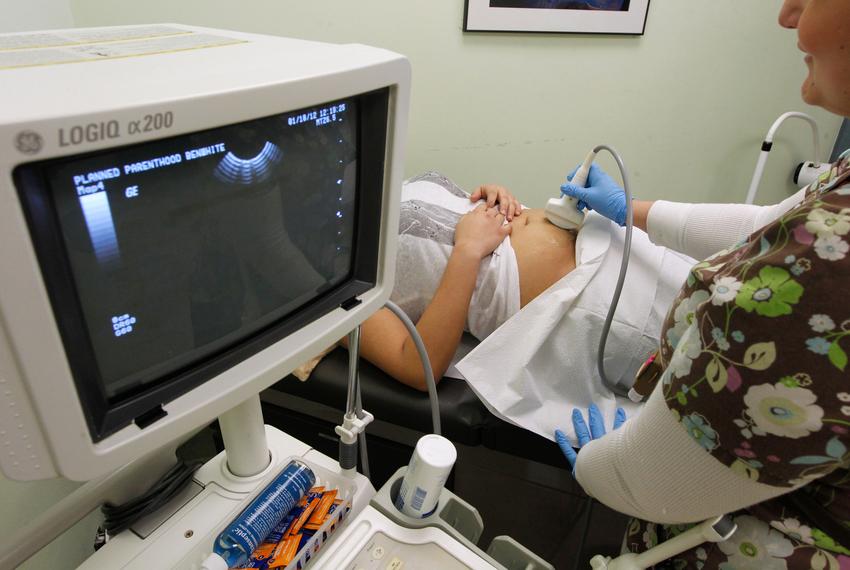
[555,403,626,474]
[560,163,628,226]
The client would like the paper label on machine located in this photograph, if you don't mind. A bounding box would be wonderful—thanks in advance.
[0,27,245,69]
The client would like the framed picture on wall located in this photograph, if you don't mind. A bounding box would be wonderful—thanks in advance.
[463,0,650,35]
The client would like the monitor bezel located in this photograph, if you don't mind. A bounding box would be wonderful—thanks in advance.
[13,88,389,442]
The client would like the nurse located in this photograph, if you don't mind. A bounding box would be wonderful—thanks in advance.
[556,1,850,567]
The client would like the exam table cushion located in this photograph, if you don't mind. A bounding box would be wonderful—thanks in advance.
[269,347,570,468]
[271,346,488,445]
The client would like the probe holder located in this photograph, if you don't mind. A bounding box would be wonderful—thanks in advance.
[371,467,554,570]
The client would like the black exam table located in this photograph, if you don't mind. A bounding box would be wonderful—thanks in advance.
[260,346,629,568]
[263,345,568,471]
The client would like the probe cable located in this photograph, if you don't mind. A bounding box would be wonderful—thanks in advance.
[384,300,441,435]
[592,144,634,399]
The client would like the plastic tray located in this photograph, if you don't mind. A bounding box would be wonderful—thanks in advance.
[282,458,355,570]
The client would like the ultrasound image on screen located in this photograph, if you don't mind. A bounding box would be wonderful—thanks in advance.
[45,99,357,399]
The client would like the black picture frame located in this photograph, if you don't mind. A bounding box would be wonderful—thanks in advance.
[464,0,650,35]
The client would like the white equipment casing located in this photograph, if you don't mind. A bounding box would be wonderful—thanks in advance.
[311,506,497,569]
[0,24,410,481]
[78,427,376,569]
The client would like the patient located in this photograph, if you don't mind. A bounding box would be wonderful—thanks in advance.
[357,172,581,391]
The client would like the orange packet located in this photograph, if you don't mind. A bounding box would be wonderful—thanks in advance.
[265,536,289,568]
[303,490,338,531]
[249,542,276,561]
[267,533,302,568]
[290,497,320,535]
[296,487,324,508]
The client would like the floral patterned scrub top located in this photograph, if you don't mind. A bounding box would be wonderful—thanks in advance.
[626,157,850,570]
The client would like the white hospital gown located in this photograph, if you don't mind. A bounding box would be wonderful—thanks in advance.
[391,172,521,341]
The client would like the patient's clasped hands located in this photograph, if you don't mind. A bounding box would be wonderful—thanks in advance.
[454,204,512,260]
[454,184,521,260]
[470,183,523,221]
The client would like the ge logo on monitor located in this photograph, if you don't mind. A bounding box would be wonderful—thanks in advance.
[15,131,43,155]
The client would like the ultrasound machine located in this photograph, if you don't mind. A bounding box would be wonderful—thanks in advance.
[0,24,554,569]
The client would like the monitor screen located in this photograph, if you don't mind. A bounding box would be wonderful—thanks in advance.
[15,90,388,439]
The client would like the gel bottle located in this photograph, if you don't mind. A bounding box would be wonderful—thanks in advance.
[202,460,316,570]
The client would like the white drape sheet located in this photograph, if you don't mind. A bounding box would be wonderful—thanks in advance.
[456,212,695,441]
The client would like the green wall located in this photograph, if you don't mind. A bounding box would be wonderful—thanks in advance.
[0,1,843,567]
[71,0,842,208]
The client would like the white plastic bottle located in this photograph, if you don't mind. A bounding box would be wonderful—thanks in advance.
[395,434,457,518]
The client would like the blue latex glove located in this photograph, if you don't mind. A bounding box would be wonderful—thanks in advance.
[555,404,627,474]
[560,163,628,226]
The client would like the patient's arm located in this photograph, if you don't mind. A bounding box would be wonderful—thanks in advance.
[359,204,512,391]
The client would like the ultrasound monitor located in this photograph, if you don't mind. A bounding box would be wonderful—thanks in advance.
[0,24,410,481]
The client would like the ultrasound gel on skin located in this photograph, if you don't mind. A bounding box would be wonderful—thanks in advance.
[201,460,316,570]
[395,435,457,518]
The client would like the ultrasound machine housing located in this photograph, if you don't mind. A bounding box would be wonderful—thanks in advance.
[0,23,410,482]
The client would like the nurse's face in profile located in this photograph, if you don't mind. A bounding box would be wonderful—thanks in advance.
[779,0,850,117]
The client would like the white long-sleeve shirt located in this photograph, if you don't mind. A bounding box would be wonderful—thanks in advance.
[574,188,807,524]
